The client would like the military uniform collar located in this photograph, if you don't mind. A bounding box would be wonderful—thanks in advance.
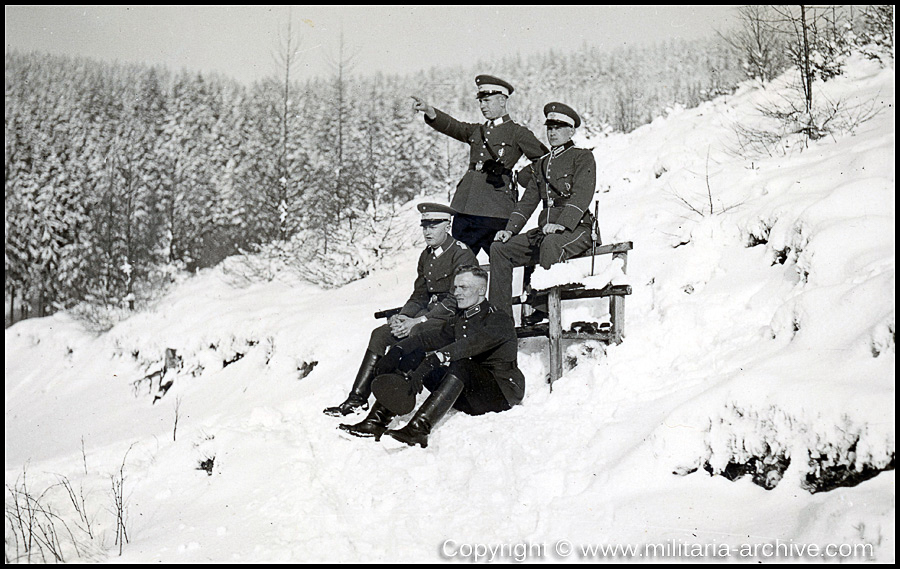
[550,140,575,157]
[463,299,491,319]
[430,234,454,256]
[487,115,510,128]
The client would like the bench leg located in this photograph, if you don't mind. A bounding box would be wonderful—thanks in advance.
[548,287,562,390]
[611,251,628,344]
[610,295,625,344]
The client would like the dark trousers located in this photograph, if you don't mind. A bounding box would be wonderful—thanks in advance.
[422,359,511,416]
[452,212,508,257]
[488,226,592,317]
[367,319,445,355]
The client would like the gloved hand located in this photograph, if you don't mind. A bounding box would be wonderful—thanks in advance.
[525,227,545,247]
[407,353,442,394]
[482,159,504,188]
[374,346,404,376]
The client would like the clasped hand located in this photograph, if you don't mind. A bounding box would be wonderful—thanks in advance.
[389,314,419,338]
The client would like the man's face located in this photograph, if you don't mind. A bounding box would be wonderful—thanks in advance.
[422,220,450,248]
[479,93,507,120]
[547,124,575,147]
[453,272,486,310]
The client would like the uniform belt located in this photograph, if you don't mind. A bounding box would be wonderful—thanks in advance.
[486,361,516,371]
[469,162,512,174]
[541,206,593,226]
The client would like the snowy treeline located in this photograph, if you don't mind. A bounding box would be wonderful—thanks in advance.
[4,52,448,323]
[3,37,739,325]
[4,6,893,326]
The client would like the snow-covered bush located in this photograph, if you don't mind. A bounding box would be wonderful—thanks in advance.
[693,403,895,493]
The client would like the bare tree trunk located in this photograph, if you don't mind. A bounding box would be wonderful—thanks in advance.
[324,27,358,251]
[275,13,302,242]
[800,5,813,115]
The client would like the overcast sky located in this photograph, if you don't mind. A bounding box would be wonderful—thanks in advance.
[6,5,738,85]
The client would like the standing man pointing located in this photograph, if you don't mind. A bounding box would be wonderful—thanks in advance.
[412,75,548,256]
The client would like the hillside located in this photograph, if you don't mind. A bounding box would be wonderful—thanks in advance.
[5,54,894,563]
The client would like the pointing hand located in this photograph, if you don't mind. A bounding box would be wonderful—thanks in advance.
[411,96,436,119]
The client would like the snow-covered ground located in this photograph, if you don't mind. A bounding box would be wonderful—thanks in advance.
[5,54,894,563]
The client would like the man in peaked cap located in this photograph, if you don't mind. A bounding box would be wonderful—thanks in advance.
[489,102,597,322]
[411,75,548,257]
[323,202,477,418]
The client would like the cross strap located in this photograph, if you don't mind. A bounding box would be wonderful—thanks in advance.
[479,124,501,162]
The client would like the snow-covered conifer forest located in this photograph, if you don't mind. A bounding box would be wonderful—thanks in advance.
[5,5,895,563]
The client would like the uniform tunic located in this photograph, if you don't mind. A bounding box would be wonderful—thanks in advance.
[402,299,525,409]
[506,141,597,234]
[400,234,477,321]
[489,142,598,317]
[368,235,477,354]
[425,109,548,220]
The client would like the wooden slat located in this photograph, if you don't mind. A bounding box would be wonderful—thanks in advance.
[560,284,632,300]
[571,241,633,258]
[515,324,549,338]
[480,241,633,273]
[512,284,631,306]
[561,331,612,341]
[516,327,614,342]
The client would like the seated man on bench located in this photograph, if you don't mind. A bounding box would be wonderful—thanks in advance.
[323,202,476,416]
[490,102,597,323]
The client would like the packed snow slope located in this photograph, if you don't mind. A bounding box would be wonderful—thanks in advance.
[5,54,895,563]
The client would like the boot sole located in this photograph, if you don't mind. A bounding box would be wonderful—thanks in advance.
[380,434,416,450]
[323,403,369,417]
[386,431,427,448]
[337,425,386,441]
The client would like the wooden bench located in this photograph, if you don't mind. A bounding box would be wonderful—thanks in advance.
[510,241,633,388]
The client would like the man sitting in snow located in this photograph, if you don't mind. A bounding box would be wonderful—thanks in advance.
[489,102,597,323]
[323,203,477,417]
[339,265,524,448]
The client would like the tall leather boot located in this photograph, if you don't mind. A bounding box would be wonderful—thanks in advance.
[323,349,379,416]
[386,374,464,448]
[338,402,396,440]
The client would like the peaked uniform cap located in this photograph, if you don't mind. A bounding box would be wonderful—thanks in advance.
[543,102,581,128]
[371,373,417,415]
[475,75,514,97]
[417,202,455,223]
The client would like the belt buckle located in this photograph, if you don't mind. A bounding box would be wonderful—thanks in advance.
[475,161,484,172]
[430,294,438,304]
[547,197,555,207]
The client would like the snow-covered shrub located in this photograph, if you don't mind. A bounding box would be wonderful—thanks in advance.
[686,403,895,493]
[221,203,419,290]
[854,6,894,64]
[741,216,775,247]
[68,303,137,334]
